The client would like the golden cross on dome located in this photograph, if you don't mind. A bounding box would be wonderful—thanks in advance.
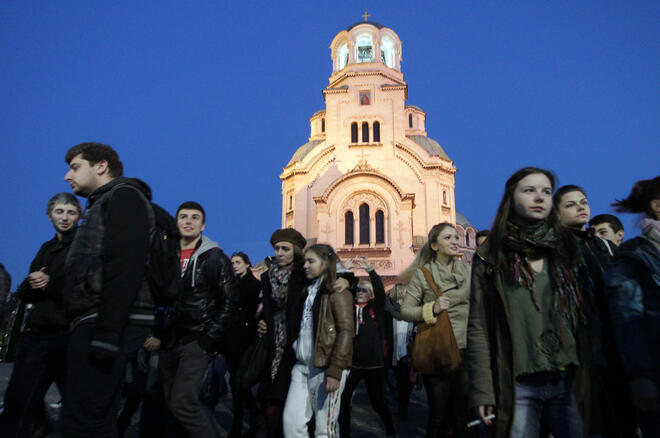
[362,9,371,22]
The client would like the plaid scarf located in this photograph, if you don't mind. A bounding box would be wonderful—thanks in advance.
[503,220,584,346]
[268,263,293,380]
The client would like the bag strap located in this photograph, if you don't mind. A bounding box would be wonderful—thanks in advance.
[420,266,444,298]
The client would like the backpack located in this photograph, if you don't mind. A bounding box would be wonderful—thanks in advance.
[146,203,182,306]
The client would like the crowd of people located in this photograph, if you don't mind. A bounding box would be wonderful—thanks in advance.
[0,142,658,438]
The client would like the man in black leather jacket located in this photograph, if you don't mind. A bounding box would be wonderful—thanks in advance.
[159,201,236,438]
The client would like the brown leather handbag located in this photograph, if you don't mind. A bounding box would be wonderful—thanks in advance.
[411,266,462,375]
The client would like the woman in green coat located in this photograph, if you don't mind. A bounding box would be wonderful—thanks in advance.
[467,167,590,438]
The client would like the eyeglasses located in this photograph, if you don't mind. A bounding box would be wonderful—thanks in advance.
[357,287,370,293]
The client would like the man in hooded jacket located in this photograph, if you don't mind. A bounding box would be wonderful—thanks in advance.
[158,201,236,438]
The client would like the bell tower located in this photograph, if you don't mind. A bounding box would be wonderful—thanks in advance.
[281,17,465,284]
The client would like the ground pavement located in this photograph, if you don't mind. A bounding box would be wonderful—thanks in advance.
[0,362,432,437]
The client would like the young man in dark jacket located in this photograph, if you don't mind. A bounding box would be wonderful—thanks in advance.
[158,201,236,438]
[62,142,155,438]
[0,193,81,438]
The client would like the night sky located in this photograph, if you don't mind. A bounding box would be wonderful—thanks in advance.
[1,1,658,285]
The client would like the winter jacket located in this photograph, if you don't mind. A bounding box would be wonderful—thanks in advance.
[401,259,471,349]
[352,269,391,369]
[17,232,75,334]
[311,286,354,379]
[604,236,660,381]
[65,177,153,355]
[226,271,261,369]
[466,241,591,438]
[171,235,237,353]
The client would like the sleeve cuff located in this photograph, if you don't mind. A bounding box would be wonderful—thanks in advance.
[326,364,344,380]
[89,327,122,357]
[422,302,438,324]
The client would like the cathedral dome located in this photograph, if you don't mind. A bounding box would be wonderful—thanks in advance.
[330,19,402,73]
[455,211,474,228]
[346,21,384,31]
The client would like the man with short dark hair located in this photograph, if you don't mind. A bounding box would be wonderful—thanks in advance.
[61,142,155,437]
[158,201,236,438]
[0,193,81,437]
[589,214,625,246]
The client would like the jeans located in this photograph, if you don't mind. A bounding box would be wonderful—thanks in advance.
[61,323,150,438]
[510,371,583,438]
[0,332,67,438]
[159,339,217,438]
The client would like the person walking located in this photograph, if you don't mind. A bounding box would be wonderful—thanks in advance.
[467,167,589,438]
[605,176,660,437]
[338,256,396,438]
[400,223,471,438]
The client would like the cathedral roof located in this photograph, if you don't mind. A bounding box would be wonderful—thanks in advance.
[456,211,474,228]
[287,139,324,166]
[406,135,450,161]
[405,105,424,112]
[346,21,385,31]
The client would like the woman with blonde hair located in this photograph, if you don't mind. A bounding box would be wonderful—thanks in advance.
[400,222,471,438]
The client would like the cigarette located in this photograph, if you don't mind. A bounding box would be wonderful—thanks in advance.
[467,414,495,428]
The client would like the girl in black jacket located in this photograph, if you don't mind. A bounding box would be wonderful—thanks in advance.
[226,252,261,438]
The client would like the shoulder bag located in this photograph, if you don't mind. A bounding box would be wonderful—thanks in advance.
[411,266,461,375]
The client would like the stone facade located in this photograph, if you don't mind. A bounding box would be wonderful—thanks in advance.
[280,20,477,285]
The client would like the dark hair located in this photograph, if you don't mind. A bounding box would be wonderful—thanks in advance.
[400,223,456,284]
[304,244,338,294]
[65,142,123,177]
[231,251,251,267]
[589,214,624,233]
[176,201,206,224]
[485,167,579,269]
[612,176,660,219]
[46,192,82,217]
[553,185,587,207]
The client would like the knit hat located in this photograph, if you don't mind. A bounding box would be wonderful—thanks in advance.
[270,228,307,250]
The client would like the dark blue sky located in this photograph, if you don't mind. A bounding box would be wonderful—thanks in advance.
[1,2,658,285]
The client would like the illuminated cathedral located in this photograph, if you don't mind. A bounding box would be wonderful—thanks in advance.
[280,17,477,286]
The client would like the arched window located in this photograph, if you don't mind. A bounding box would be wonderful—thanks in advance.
[443,191,447,205]
[466,233,470,247]
[345,211,354,245]
[356,34,373,63]
[321,118,325,133]
[381,37,395,68]
[351,122,358,143]
[373,121,380,142]
[375,210,385,244]
[359,203,370,244]
[361,122,369,143]
[336,43,349,70]
[408,114,413,128]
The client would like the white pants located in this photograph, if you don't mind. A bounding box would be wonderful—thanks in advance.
[283,362,347,438]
